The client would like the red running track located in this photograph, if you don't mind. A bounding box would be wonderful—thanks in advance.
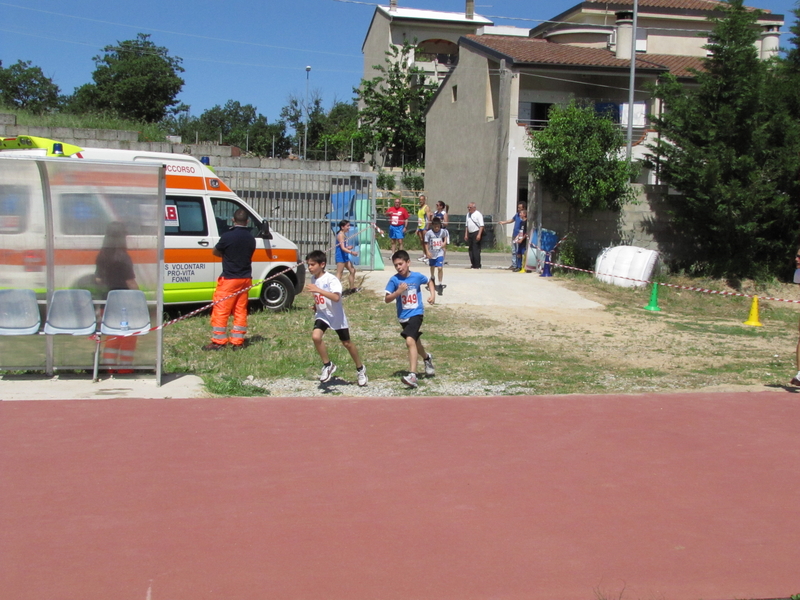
[1,392,799,600]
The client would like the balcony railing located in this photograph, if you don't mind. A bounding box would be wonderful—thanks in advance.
[516,118,650,133]
[415,52,458,66]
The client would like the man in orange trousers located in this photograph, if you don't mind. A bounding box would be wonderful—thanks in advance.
[203,208,256,351]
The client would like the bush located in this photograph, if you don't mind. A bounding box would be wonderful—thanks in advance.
[377,172,396,191]
[556,238,593,270]
[401,172,424,191]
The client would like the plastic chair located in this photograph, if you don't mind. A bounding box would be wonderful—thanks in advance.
[100,290,151,336]
[93,290,151,380]
[0,289,41,335]
[44,289,97,336]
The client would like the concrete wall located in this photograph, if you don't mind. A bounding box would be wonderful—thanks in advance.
[425,49,502,218]
[0,113,372,173]
[362,11,392,87]
[534,182,684,262]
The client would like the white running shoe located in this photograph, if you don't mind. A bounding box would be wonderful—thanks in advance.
[357,366,368,387]
[320,362,337,383]
[423,353,435,376]
[401,372,418,388]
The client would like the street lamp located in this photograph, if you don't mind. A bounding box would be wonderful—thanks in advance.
[304,65,311,160]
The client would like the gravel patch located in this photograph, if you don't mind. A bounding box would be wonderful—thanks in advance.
[243,375,538,397]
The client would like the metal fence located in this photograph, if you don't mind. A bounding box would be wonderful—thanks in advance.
[215,167,380,269]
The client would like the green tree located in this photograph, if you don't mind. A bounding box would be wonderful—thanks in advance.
[646,0,800,278]
[0,60,60,114]
[776,5,800,120]
[318,100,364,161]
[280,92,325,157]
[66,33,184,122]
[355,41,437,168]
[165,101,292,157]
[527,101,638,232]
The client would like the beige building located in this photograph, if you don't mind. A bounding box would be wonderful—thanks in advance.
[361,1,496,89]
[421,0,783,250]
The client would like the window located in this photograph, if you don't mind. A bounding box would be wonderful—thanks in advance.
[452,85,458,102]
[519,102,553,128]
[530,103,553,130]
[0,186,29,234]
[104,194,157,235]
[165,196,207,236]
[620,102,647,127]
[211,197,260,238]
[59,193,108,235]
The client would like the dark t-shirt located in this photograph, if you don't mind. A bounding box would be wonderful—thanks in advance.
[216,225,256,279]
[95,249,135,292]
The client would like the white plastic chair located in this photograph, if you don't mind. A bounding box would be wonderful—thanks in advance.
[0,289,41,335]
[44,289,97,336]
[100,290,150,335]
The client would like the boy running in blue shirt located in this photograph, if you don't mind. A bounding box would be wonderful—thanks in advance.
[384,250,436,388]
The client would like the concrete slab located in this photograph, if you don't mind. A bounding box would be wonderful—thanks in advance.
[0,372,207,401]
[366,252,602,310]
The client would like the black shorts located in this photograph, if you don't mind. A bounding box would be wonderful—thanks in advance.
[400,315,424,340]
[314,319,351,342]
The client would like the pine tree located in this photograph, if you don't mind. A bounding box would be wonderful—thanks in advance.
[647,0,800,278]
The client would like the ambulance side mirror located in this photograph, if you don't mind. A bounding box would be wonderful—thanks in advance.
[259,219,273,240]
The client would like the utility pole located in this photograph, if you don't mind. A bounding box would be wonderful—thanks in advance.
[625,0,639,163]
[304,65,311,160]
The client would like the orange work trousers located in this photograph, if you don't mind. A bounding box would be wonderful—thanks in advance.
[102,335,138,370]
[210,277,251,346]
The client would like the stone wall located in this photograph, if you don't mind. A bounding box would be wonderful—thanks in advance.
[535,183,684,262]
[0,113,372,173]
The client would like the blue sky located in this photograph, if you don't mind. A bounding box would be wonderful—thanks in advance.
[1,0,797,127]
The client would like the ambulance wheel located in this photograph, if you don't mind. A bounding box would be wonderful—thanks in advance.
[260,274,295,312]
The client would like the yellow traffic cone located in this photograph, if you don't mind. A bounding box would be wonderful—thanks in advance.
[743,296,763,327]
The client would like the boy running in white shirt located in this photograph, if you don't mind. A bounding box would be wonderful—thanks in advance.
[423,217,449,295]
[305,250,367,386]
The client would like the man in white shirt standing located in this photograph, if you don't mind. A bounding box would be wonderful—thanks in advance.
[464,202,485,269]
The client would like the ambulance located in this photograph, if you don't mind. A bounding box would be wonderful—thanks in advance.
[0,135,304,310]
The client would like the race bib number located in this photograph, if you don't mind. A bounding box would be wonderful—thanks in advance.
[314,293,326,305]
[431,238,443,249]
[401,290,420,310]
[391,214,401,226]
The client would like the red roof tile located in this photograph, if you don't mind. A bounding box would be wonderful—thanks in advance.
[642,54,705,77]
[463,35,704,77]
[582,0,770,13]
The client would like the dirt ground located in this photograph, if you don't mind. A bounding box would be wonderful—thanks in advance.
[359,267,800,394]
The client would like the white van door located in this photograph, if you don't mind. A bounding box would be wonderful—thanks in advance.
[163,195,219,303]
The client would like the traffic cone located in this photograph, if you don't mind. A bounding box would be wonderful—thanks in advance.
[540,252,553,277]
[743,296,763,327]
[643,282,662,312]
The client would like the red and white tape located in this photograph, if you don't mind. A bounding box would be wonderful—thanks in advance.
[543,260,800,304]
[97,222,377,341]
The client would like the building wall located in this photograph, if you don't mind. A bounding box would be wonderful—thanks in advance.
[425,49,503,218]
[362,11,393,86]
[640,18,710,56]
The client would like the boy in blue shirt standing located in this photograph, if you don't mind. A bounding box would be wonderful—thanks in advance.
[385,250,436,388]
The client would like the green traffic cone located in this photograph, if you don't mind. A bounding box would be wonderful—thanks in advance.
[643,282,662,312]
